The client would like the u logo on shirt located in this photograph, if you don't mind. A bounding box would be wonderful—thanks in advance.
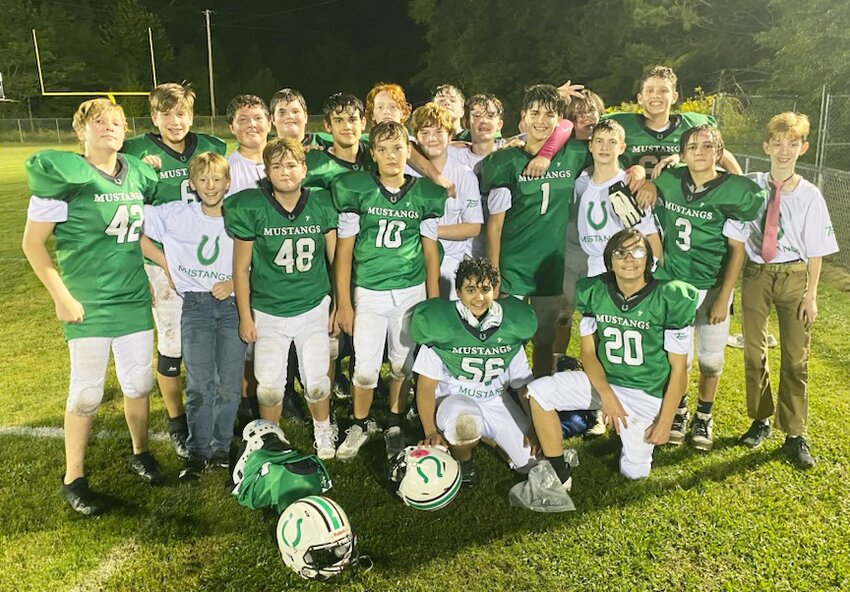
[197,235,220,266]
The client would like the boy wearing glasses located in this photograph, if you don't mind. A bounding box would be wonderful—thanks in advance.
[523,229,697,490]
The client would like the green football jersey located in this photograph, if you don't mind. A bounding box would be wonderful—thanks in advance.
[412,297,537,394]
[234,449,332,514]
[224,183,337,317]
[26,150,157,340]
[121,132,226,205]
[604,112,716,169]
[304,141,374,190]
[576,276,697,398]
[479,139,588,296]
[332,171,447,290]
[653,166,766,289]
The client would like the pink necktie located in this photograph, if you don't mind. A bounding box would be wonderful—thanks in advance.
[761,178,784,262]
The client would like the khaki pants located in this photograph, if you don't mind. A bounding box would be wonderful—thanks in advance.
[741,261,810,436]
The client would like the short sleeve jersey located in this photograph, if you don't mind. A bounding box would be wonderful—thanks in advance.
[576,276,697,398]
[304,141,374,190]
[653,166,766,289]
[121,132,227,205]
[332,171,447,290]
[604,112,716,169]
[411,298,537,399]
[224,183,337,317]
[479,139,588,296]
[25,150,157,340]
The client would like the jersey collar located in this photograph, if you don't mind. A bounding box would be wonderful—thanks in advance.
[373,173,416,204]
[327,141,369,171]
[83,153,130,186]
[638,114,681,141]
[605,275,657,312]
[145,131,198,163]
[261,180,311,220]
[681,169,730,202]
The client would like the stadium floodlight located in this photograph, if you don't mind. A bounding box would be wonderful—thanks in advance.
[0,72,20,103]
[32,28,159,102]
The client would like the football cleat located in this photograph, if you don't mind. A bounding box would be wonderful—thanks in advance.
[314,424,337,461]
[388,445,462,511]
[668,408,689,445]
[384,426,405,459]
[127,451,166,485]
[690,412,714,451]
[277,495,358,580]
[61,476,105,516]
[178,456,208,481]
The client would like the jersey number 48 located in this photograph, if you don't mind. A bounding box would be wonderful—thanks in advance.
[274,237,316,273]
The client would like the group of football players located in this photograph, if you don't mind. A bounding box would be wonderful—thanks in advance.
[22,64,838,530]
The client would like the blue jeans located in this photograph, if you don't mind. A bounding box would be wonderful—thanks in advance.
[181,292,247,459]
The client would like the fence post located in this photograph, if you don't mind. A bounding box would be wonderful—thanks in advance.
[17,118,23,143]
[56,118,61,144]
[132,117,137,136]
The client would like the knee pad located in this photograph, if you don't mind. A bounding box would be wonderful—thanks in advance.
[697,352,725,378]
[257,385,285,407]
[67,386,104,417]
[329,336,340,360]
[388,359,408,383]
[448,413,482,446]
[157,354,182,377]
[352,369,379,390]
[304,379,331,403]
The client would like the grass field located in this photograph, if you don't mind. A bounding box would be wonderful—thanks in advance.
[1,143,849,592]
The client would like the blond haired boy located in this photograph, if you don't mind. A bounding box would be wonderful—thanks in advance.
[726,113,839,468]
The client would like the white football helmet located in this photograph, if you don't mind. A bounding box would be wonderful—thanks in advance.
[388,445,462,511]
[277,495,356,580]
[232,419,290,485]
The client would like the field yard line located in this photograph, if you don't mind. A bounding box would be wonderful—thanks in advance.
[67,538,140,592]
[0,425,169,442]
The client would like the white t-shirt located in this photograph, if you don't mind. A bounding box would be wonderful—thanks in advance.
[143,201,235,295]
[574,169,658,276]
[725,172,839,263]
[438,152,484,260]
[226,150,266,197]
[413,344,533,400]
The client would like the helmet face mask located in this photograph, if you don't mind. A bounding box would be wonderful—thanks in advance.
[389,445,462,511]
[277,496,356,581]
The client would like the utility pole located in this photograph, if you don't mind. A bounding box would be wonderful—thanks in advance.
[204,9,216,117]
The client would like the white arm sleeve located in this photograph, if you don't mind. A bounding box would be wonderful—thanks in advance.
[579,315,597,337]
[420,218,439,240]
[27,196,68,223]
[664,326,694,355]
[486,187,512,214]
[337,212,360,239]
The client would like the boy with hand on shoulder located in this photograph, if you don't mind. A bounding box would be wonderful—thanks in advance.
[333,121,447,460]
[23,98,163,515]
[226,94,272,196]
[726,112,839,468]
[122,82,227,461]
[225,138,339,460]
[644,126,766,451]
[410,102,483,299]
[142,152,246,479]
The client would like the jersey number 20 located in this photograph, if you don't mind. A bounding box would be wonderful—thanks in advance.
[602,327,644,365]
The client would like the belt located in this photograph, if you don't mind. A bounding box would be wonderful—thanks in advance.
[748,260,806,272]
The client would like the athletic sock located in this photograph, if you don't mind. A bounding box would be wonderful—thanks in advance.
[697,400,714,415]
[167,414,188,434]
[313,418,331,430]
[546,454,572,485]
[387,412,403,429]
[354,417,370,431]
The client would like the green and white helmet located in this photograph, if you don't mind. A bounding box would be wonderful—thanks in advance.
[388,445,462,511]
[232,419,290,485]
[276,495,356,580]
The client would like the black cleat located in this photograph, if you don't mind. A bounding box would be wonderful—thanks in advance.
[739,420,772,449]
[127,451,166,485]
[460,459,480,488]
[167,415,190,461]
[282,389,309,425]
[61,477,105,516]
[208,450,229,470]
